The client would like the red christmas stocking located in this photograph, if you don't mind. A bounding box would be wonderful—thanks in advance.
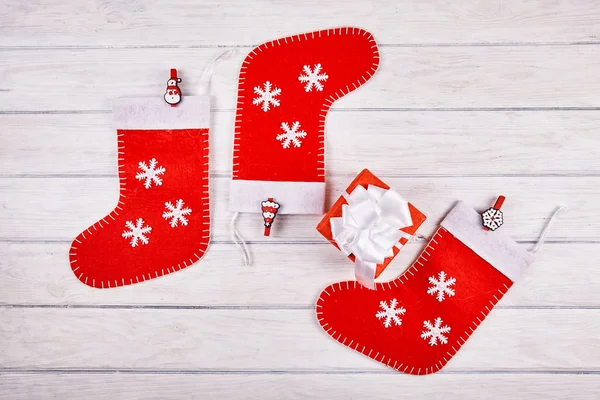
[316,201,535,375]
[69,96,211,288]
[229,27,380,217]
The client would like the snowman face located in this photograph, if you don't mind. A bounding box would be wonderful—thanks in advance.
[167,79,179,86]
[164,92,181,104]
[262,211,275,219]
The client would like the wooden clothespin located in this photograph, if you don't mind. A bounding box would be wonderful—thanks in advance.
[261,198,280,236]
[482,195,505,231]
[164,68,182,107]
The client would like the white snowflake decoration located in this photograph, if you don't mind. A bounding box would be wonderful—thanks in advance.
[427,271,456,302]
[122,218,152,247]
[482,207,504,231]
[252,81,281,112]
[298,63,329,92]
[136,158,166,189]
[375,298,406,328]
[276,121,307,149]
[162,199,192,228]
[421,317,451,346]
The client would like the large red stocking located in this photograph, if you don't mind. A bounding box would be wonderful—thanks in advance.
[69,97,211,288]
[229,27,380,216]
[316,201,534,374]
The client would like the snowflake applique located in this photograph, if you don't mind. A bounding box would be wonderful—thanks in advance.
[375,298,406,328]
[298,63,329,92]
[122,218,152,247]
[252,81,281,112]
[421,317,451,346]
[136,158,166,189]
[276,121,307,149]
[427,271,456,302]
[162,199,192,228]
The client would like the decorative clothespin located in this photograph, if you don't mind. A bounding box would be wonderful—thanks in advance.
[261,198,280,236]
[164,68,182,107]
[482,195,505,231]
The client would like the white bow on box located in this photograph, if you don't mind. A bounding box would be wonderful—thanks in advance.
[330,184,413,289]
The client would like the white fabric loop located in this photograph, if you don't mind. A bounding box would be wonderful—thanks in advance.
[199,49,237,94]
[530,205,568,254]
[230,212,251,266]
[331,185,413,289]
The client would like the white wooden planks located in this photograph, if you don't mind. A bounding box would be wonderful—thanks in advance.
[2,0,599,46]
[2,46,600,112]
[2,373,599,400]
[2,0,600,398]
[2,110,600,177]
[0,176,593,242]
[1,308,599,371]
[0,242,597,307]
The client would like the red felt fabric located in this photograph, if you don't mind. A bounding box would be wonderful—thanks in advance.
[69,128,210,288]
[232,27,380,183]
[316,169,427,278]
[316,224,513,375]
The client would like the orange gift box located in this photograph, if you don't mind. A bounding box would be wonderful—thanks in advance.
[316,169,427,279]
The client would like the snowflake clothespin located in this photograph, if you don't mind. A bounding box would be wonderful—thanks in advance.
[164,68,182,107]
[482,195,505,231]
[261,198,280,236]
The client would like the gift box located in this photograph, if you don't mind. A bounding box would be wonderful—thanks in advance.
[317,169,426,287]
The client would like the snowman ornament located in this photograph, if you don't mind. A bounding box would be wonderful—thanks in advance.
[164,68,182,106]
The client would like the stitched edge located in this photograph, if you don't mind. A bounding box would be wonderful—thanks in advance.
[315,226,512,375]
[68,129,211,289]
[231,26,380,180]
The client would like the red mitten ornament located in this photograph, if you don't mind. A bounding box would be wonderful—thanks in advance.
[229,27,380,220]
[316,201,535,375]
[69,96,211,288]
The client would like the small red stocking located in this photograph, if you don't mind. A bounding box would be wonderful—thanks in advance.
[316,201,536,375]
[229,27,380,217]
[69,96,211,288]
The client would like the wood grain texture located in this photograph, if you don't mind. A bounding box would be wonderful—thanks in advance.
[2,110,600,177]
[1,373,599,400]
[2,46,600,111]
[2,0,599,46]
[0,242,596,307]
[1,308,599,371]
[0,176,594,242]
[2,0,600,397]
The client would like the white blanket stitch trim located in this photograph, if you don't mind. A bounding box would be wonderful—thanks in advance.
[70,128,211,289]
[315,226,511,375]
[231,27,380,181]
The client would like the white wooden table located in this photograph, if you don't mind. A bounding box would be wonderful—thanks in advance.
[1,1,600,398]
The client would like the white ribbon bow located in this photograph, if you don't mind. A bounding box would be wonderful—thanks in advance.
[330,185,413,289]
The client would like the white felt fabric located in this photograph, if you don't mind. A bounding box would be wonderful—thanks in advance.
[229,180,326,215]
[113,96,210,129]
[441,201,534,282]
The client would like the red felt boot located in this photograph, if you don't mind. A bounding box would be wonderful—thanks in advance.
[69,96,211,288]
[229,27,380,218]
[316,201,538,375]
